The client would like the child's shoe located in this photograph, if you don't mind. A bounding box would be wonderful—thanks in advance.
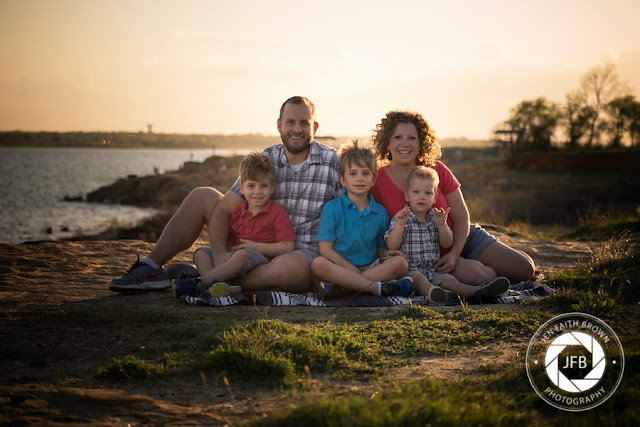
[171,278,205,297]
[428,286,453,304]
[312,280,344,300]
[473,277,510,297]
[208,281,242,297]
[166,262,199,280]
[381,276,414,297]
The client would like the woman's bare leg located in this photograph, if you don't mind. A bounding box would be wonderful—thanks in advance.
[476,241,535,283]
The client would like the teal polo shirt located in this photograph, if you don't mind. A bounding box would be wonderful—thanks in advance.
[317,193,389,266]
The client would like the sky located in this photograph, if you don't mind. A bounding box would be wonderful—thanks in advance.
[1,0,640,139]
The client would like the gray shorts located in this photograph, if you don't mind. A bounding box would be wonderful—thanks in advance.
[194,247,269,277]
[194,247,319,275]
[291,247,320,266]
[461,223,498,260]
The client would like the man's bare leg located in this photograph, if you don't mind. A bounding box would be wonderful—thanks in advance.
[110,186,224,291]
[148,187,223,266]
[238,253,312,293]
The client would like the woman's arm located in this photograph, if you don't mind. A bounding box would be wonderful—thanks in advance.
[443,188,470,256]
[435,188,470,273]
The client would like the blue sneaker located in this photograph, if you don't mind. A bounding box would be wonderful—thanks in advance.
[109,256,170,292]
[312,280,347,301]
[381,276,414,297]
[171,278,205,297]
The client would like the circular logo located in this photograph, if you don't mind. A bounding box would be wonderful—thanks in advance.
[526,312,624,412]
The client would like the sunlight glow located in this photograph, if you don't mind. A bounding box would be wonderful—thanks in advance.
[1,0,639,139]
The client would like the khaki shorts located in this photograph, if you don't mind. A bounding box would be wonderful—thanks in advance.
[408,270,455,286]
[195,247,269,277]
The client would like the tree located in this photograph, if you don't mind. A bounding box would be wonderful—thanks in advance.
[579,62,631,147]
[504,97,560,151]
[562,89,597,149]
[607,95,640,147]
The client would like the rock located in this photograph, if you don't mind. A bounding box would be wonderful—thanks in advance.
[85,155,243,210]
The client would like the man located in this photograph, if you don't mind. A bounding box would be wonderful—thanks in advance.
[110,96,342,293]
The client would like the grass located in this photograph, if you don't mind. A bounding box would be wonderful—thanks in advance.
[543,233,640,314]
[75,219,640,424]
[260,354,640,426]
[5,200,639,424]
[200,309,549,387]
[98,354,168,380]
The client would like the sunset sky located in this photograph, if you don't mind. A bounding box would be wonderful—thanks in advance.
[1,0,639,139]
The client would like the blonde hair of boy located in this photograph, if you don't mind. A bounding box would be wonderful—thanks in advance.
[338,140,377,178]
[407,165,440,192]
[239,152,276,184]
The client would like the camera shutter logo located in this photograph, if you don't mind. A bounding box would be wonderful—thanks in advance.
[526,312,624,412]
[545,331,605,392]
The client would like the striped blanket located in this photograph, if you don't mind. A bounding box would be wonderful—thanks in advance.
[179,280,555,307]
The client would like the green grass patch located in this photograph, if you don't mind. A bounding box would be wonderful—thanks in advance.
[566,207,640,241]
[261,333,640,426]
[98,354,168,380]
[545,236,640,313]
[202,308,550,387]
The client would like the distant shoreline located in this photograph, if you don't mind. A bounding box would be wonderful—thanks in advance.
[0,131,491,149]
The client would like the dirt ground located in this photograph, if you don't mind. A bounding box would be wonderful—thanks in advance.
[0,230,593,425]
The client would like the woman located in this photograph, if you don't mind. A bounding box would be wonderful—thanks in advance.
[370,111,535,284]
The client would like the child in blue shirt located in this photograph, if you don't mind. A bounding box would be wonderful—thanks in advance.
[311,141,413,299]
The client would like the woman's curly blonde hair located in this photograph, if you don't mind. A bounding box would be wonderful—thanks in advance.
[372,111,441,166]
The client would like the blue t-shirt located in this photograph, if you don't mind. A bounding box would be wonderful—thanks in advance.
[317,193,389,266]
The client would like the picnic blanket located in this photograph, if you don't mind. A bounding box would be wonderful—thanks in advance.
[179,280,555,307]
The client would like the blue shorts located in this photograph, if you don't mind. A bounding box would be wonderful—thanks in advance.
[460,223,497,260]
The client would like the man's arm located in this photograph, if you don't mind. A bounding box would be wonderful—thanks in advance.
[208,191,243,267]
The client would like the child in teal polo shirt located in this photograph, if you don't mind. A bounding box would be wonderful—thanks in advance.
[311,141,413,299]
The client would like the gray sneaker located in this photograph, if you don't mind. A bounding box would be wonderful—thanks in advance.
[109,256,170,292]
[473,277,510,297]
[428,286,453,304]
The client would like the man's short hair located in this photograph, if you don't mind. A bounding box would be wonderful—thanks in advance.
[407,166,439,191]
[279,96,316,123]
[239,152,276,184]
[338,140,377,177]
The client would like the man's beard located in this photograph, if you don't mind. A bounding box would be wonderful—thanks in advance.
[281,133,312,155]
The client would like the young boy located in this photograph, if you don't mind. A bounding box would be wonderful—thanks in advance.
[385,166,509,303]
[311,141,414,299]
[172,152,296,298]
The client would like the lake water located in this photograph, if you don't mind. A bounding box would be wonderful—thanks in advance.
[0,147,249,243]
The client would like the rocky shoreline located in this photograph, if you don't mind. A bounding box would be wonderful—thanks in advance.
[69,155,244,241]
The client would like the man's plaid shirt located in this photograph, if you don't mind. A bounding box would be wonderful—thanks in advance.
[384,208,447,280]
[230,141,342,250]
